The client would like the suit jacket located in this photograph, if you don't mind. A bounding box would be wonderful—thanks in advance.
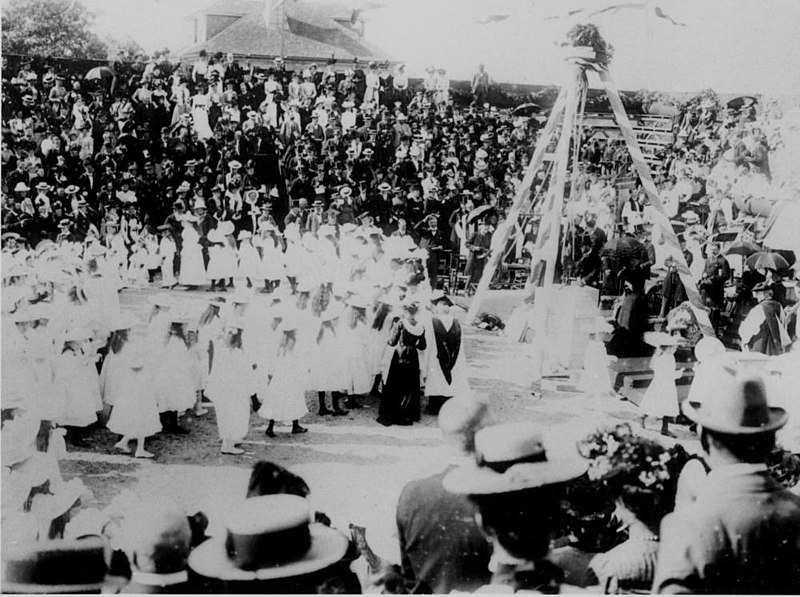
[654,463,800,594]
[396,467,491,594]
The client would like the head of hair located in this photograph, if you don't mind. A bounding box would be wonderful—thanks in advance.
[246,461,310,499]
[108,329,129,354]
[701,428,776,464]
[125,499,192,574]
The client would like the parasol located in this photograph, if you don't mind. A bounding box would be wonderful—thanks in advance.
[724,239,761,257]
[745,251,790,271]
[466,205,493,224]
[513,103,542,116]
[600,236,645,264]
[84,66,115,81]
[726,96,757,110]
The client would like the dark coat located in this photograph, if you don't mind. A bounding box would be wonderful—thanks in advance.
[396,467,491,594]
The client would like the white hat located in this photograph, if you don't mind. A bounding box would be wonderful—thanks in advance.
[13,182,30,193]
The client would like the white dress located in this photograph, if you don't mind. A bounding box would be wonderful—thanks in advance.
[83,274,121,337]
[424,314,471,398]
[152,337,197,413]
[54,349,102,427]
[159,237,177,286]
[236,240,261,281]
[257,336,309,422]
[639,352,680,417]
[179,227,207,286]
[339,312,374,395]
[106,365,161,438]
[579,339,614,396]
[191,93,213,140]
[207,239,237,280]
[308,312,348,392]
[258,237,285,282]
[100,349,131,407]
[205,344,254,442]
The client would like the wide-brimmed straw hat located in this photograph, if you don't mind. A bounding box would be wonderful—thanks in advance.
[188,495,348,582]
[683,358,788,435]
[443,423,587,495]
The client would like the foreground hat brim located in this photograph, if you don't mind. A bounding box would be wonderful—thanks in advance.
[443,458,587,495]
[683,401,788,435]
[188,523,348,581]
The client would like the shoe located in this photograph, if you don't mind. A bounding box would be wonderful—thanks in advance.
[206,287,216,292]
[394,417,413,426]
[345,399,362,409]
[292,425,308,434]
[332,407,349,416]
[376,417,393,427]
[134,450,155,459]
[265,427,276,438]
[113,443,131,453]
[218,286,228,292]
[221,446,244,455]
[318,407,334,416]
[184,285,197,291]
[260,287,270,293]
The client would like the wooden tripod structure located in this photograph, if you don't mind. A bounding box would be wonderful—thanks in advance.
[466,50,714,339]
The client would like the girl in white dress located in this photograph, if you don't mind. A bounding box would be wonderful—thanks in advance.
[106,344,161,458]
[308,287,349,416]
[578,317,616,398]
[686,336,726,407]
[126,237,150,288]
[236,230,261,288]
[151,317,196,434]
[99,313,137,410]
[639,332,683,437]
[206,321,256,455]
[157,225,177,288]
[209,221,238,291]
[53,327,102,447]
[185,318,208,417]
[256,222,285,293]
[190,87,213,141]
[258,311,309,438]
[339,295,373,409]
[178,219,207,290]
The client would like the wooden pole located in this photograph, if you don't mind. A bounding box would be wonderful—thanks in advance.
[465,88,568,322]
[599,69,714,338]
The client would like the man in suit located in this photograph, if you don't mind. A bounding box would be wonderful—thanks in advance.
[394,398,492,594]
[738,282,788,355]
[653,362,800,594]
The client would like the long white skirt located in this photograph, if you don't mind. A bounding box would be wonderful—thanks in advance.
[54,352,101,427]
[308,324,348,391]
[205,346,253,442]
[258,349,309,422]
[152,339,197,413]
[260,246,285,281]
[237,244,261,280]
[207,245,237,280]
[340,325,373,395]
[106,369,161,438]
[639,354,679,417]
[179,243,207,286]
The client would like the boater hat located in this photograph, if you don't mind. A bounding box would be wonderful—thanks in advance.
[188,495,348,581]
[683,358,788,435]
[443,423,587,495]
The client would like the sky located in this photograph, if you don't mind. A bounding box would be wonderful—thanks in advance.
[66,0,800,94]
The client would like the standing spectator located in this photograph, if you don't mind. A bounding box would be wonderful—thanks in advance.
[471,64,490,107]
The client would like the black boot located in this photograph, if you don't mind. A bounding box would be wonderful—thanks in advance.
[292,420,308,434]
[166,411,190,435]
[345,394,362,409]
[250,394,262,412]
[265,420,276,438]
[370,375,382,397]
[332,392,348,416]
[318,392,334,416]
[69,426,89,448]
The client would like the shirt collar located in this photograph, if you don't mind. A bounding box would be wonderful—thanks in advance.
[130,570,188,587]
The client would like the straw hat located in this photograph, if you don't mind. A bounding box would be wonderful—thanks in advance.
[188,495,348,581]
[443,423,587,495]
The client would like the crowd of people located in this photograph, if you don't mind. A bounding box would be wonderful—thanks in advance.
[3,46,800,595]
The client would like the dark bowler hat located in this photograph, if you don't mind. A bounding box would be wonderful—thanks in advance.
[1,536,108,594]
[683,358,788,435]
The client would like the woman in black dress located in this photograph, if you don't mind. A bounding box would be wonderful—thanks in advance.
[377,302,426,426]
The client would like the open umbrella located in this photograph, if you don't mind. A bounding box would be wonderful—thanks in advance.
[600,236,644,263]
[745,251,790,271]
[467,205,493,225]
[513,103,542,116]
[725,239,761,257]
[84,66,115,81]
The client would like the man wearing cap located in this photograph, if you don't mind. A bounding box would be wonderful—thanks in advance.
[653,364,800,593]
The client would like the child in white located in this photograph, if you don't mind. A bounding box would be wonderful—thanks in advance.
[100,315,136,410]
[126,238,151,288]
[258,311,309,437]
[158,226,177,288]
[579,318,616,398]
[207,222,237,291]
[339,296,375,409]
[639,333,682,437]
[686,336,726,406]
[178,219,207,289]
[106,344,161,458]
[236,230,261,288]
[53,328,103,446]
[206,321,255,454]
[185,319,208,417]
[152,319,196,434]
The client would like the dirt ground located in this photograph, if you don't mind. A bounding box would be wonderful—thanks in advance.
[62,287,691,563]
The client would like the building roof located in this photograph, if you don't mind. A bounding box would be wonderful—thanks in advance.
[181,0,396,64]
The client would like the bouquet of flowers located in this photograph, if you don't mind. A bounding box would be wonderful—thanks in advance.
[578,423,688,496]
[767,446,800,489]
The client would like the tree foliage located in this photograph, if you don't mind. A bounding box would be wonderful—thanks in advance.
[1,0,108,58]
